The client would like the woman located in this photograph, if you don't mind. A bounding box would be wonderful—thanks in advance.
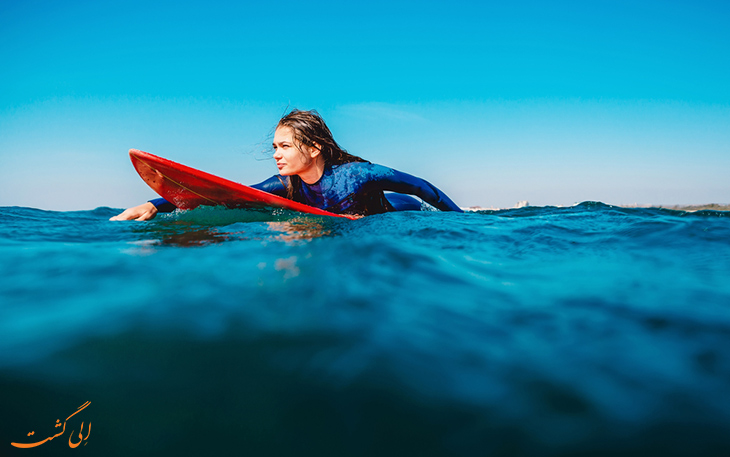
[111,109,462,221]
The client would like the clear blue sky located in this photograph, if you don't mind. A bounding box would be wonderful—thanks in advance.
[1,0,728,210]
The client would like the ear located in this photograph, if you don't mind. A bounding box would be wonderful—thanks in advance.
[308,142,322,159]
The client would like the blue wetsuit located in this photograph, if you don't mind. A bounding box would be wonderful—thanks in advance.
[150,162,462,215]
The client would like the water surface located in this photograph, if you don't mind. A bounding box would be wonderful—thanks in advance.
[1,202,729,456]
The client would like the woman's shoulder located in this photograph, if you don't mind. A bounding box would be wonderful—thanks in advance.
[332,161,395,179]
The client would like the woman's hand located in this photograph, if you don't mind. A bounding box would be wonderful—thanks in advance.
[110,202,158,221]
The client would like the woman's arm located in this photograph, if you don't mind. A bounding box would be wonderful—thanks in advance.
[110,176,288,221]
[373,166,463,212]
[110,198,177,221]
[250,175,288,196]
[109,201,160,221]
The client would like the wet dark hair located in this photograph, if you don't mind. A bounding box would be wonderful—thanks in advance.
[277,109,367,200]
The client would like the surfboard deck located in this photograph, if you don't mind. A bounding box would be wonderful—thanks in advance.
[129,149,358,220]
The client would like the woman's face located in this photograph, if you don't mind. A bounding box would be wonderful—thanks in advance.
[272,126,319,177]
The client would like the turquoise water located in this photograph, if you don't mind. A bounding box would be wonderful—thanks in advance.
[1,202,730,456]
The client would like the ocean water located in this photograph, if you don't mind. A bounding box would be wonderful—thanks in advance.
[1,202,729,456]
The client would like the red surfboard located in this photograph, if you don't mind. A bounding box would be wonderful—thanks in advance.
[129,149,358,220]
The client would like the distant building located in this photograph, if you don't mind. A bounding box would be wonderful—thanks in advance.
[515,201,529,208]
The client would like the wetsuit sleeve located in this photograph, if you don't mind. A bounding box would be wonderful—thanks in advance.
[373,166,463,212]
[250,175,288,197]
[149,198,176,213]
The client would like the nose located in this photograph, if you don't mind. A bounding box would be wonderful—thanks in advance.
[273,148,282,160]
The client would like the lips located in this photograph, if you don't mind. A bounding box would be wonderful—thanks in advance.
[276,163,286,170]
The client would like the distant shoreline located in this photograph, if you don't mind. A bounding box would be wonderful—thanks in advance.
[464,203,730,212]
[627,204,730,212]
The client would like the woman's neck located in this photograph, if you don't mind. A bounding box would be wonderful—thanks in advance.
[298,155,326,184]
